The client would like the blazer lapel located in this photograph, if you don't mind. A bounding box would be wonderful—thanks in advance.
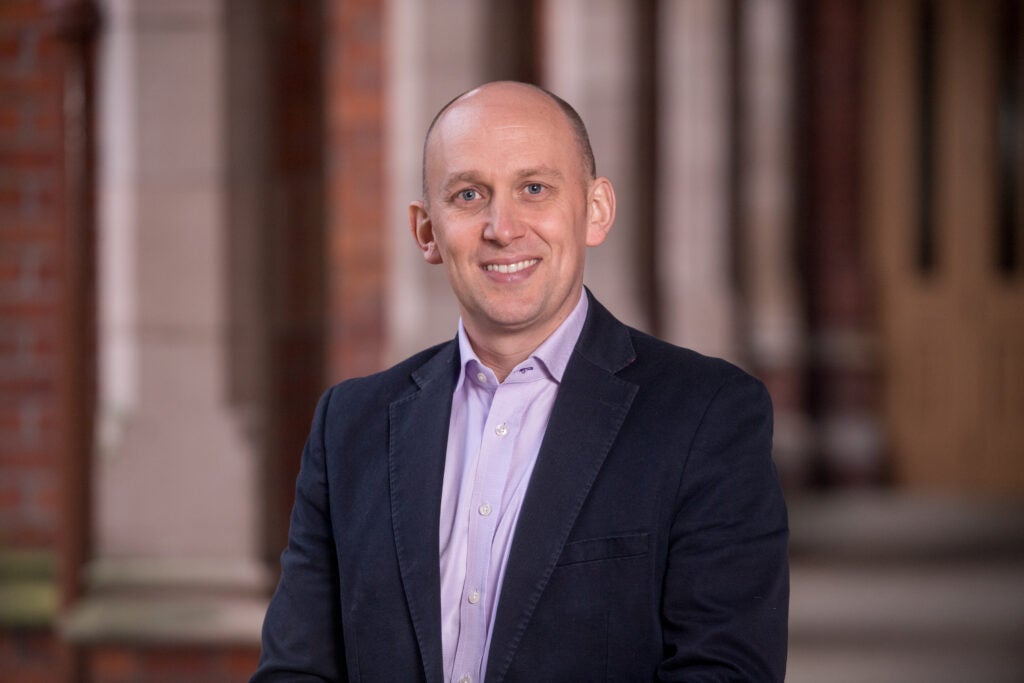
[389,342,459,683]
[485,296,639,682]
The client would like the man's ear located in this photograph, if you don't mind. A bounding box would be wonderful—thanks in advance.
[409,200,443,264]
[585,177,616,247]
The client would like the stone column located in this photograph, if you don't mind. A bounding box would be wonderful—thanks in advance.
[737,0,813,482]
[657,0,737,358]
[67,0,267,646]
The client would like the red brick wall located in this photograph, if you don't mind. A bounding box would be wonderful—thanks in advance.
[0,0,65,553]
[325,0,388,382]
[1,2,69,681]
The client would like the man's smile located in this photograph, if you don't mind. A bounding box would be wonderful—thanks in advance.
[483,258,540,274]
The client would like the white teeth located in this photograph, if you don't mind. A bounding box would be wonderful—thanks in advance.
[485,259,538,274]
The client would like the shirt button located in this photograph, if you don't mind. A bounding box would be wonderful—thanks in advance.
[495,423,509,437]
[476,371,487,383]
[468,590,481,605]
[459,677,471,683]
[478,502,492,516]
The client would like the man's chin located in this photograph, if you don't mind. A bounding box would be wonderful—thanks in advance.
[470,307,544,336]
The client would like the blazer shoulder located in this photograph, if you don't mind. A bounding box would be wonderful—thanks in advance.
[319,339,456,420]
[626,327,758,386]
[578,292,757,396]
[605,328,770,435]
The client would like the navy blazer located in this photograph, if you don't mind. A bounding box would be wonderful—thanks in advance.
[253,293,788,682]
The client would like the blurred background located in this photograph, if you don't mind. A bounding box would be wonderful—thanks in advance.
[2,0,1022,681]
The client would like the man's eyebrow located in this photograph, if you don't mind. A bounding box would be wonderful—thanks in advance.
[439,167,565,195]
[440,171,484,195]
[515,166,564,181]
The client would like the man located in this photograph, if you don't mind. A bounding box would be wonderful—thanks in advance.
[253,81,788,682]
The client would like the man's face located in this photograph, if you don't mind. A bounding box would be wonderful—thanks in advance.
[411,84,614,346]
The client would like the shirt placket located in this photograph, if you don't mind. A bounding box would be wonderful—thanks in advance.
[449,384,519,683]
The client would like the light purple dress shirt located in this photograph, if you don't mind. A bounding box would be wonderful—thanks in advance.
[438,291,588,683]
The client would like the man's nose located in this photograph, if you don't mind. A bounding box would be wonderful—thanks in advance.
[482,195,526,245]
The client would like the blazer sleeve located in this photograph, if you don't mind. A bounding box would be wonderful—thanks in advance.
[657,373,789,682]
[252,389,348,682]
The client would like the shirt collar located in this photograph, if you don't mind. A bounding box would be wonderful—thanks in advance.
[455,289,589,388]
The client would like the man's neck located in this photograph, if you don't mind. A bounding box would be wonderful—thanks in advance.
[465,331,547,383]
[460,289,587,382]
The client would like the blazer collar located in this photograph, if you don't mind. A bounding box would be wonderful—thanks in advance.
[485,290,639,681]
[389,340,458,683]
[572,288,638,375]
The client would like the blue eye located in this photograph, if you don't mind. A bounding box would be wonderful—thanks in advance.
[525,183,544,195]
[458,189,478,201]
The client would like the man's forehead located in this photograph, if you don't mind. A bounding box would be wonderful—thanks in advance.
[432,103,561,143]
[427,101,572,164]
[427,135,580,194]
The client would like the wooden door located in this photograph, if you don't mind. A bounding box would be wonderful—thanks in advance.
[865,0,1024,493]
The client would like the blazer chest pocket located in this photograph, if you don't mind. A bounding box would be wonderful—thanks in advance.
[556,532,649,567]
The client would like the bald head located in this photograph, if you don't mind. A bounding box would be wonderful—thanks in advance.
[408,80,617,371]
[420,81,596,198]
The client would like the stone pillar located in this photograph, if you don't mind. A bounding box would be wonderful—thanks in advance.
[94,0,258,566]
[657,0,737,358]
[737,0,813,482]
[67,0,267,647]
[542,0,651,331]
